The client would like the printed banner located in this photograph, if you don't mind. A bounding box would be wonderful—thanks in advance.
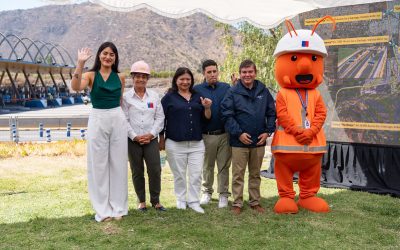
[324,36,389,46]
[298,1,400,146]
[331,121,400,131]
[305,12,382,26]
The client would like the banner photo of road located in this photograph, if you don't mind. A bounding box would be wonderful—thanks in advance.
[299,1,400,146]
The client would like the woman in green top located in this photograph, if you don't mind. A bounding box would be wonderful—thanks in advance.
[71,42,128,222]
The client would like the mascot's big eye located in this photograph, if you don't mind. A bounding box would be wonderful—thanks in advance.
[291,55,297,61]
[312,55,317,61]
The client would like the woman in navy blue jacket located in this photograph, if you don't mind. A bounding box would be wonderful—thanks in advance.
[159,67,212,213]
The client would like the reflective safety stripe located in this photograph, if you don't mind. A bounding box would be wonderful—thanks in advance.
[271,145,327,152]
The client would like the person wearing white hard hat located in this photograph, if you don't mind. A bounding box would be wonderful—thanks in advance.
[122,60,166,212]
[71,42,128,222]
[271,17,335,214]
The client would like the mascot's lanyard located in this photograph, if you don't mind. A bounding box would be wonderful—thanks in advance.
[295,89,311,129]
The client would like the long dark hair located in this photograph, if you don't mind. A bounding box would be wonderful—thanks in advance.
[89,41,120,73]
[168,67,195,93]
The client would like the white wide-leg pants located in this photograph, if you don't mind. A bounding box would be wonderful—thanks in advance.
[87,107,128,222]
[165,139,205,205]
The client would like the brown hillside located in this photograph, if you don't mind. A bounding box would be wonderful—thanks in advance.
[0,2,229,72]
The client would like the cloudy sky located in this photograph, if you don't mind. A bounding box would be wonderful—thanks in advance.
[0,0,86,12]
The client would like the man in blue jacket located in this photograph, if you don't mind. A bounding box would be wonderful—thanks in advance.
[194,60,232,208]
[221,59,276,215]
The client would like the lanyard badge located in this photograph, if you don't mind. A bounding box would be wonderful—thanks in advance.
[295,89,310,129]
[304,119,311,129]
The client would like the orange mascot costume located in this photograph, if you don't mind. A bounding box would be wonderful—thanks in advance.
[271,16,335,214]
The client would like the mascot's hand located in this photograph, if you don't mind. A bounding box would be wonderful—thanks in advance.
[287,126,304,136]
[295,129,314,145]
[294,127,305,135]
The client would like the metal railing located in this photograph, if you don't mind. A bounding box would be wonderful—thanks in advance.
[4,116,87,142]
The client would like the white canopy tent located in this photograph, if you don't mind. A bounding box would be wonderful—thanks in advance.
[89,0,388,29]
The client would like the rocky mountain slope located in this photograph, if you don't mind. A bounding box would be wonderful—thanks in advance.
[0,2,228,71]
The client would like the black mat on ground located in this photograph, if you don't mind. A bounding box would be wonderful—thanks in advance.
[261,141,400,197]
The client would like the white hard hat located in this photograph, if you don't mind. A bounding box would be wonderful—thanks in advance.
[273,29,327,58]
[130,60,150,75]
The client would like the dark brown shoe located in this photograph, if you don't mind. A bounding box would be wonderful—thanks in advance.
[250,205,265,214]
[231,206,241,215]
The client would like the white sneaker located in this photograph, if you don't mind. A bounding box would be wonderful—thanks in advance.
[200,193,211,205]
[188,204,205,214]
[177,201,186,210]
[218,196,229,208]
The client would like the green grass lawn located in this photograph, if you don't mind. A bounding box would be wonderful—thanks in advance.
[1,151,399,249]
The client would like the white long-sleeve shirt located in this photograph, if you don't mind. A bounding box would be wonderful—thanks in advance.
[122,88,164,140]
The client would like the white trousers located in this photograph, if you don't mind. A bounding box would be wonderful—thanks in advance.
[87,107,128,222]
[166,139,205,205]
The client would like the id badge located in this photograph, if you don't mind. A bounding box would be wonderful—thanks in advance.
[304,119,311,129]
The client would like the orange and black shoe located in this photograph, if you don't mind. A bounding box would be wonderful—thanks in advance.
[153,203,167,212]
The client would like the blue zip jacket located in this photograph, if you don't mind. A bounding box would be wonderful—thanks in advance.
[193,81,230,133]
[221,80,276,147]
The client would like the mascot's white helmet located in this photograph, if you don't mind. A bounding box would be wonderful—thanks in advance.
[273,29,327,58]
[274,16,336,58]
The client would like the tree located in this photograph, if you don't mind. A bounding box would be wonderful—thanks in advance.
[217,22,283,92]
[45,54,54,65]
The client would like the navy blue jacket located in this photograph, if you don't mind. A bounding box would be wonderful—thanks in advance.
[161,91,205,142]
[221,80,276,147]
[193,81,230,133]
